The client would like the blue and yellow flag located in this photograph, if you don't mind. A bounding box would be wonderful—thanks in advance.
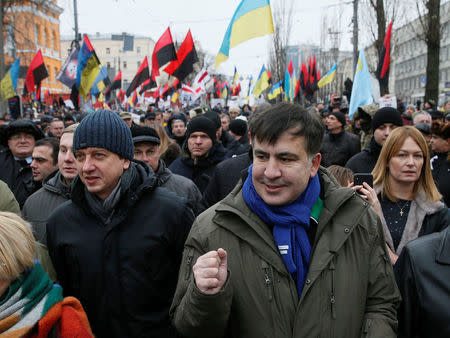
[77,35,101,98]
[91,66,110,95]
[318,63,337,88]
[215,0,274,68]
[349,50,373,119]
[253,65,270,97]
[268,81,282,100]
[0,57,20,100]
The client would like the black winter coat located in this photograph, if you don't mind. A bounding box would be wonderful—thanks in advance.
[46,162,195,338]
[320,130,360,167]
[202,152,251,208]
[346,137,382,174]
[0,147,36,208]
[431,152,450,206]
[169,142,227,193]
[395,227,450,338]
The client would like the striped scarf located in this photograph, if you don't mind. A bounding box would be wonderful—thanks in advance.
[0,260,62,336]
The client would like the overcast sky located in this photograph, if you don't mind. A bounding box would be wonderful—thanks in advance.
[57,0,356,78]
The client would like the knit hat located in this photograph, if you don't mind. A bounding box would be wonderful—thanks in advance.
[371,107,403,131]
[73,110,134,160]
[203,110,221,130]
[430,110,444,120]
[229,119,248,137]
[186,116,217,142]
[328,111,346,127]
[131,126,160,145]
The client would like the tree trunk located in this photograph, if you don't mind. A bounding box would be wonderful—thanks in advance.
[374,0,389,95]
[424,0,440,104]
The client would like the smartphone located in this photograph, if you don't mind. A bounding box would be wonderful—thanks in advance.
[353,173,373,188]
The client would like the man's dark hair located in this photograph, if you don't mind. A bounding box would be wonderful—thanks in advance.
[34,137,59,165]
[249,102,325,157]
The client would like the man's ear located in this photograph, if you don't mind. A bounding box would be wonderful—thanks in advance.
[123,159,131,170]
[310,153,321,178]
[248,132,252,145]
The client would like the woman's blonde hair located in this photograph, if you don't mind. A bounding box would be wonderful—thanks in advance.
[372,126,442,202]
[147,123,173,155]
[0,212,36,281]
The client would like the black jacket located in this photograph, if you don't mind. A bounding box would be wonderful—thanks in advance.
[22,170,71,245]
[395,227,450,338]
[346,137,381,173]
[431,152,450,206]
[154,159,205,215]
[320,130,361,167]
[46,161,195,338]
[169,141,227,193]
[202,152,251,208]
[0,146,36,208]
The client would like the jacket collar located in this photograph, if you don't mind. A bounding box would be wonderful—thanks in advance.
[42,170,71,199]
[436,227,450,265]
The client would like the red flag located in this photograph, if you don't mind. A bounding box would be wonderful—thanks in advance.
[126,56,150,97]
[164,30,199,81]
[152,27,177,80]
[108,71,122,92]
[25,50,48,93]
[153,86,160,99]
[376,21,393,86]
[300,63,308,91]
[287,61,293,77]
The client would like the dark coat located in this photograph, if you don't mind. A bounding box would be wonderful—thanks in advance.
[320,130,361,167]
[346,137,381,174]
[0,147,36,208]
[169,142,227,193]
[171,167,400,337]
[202,152,251,208]
[22,170,71,245]
[224,138,246,158]
[154,159,205,215]
[46,162,195,338]
[395,227,450,338]
[431,152,450,206]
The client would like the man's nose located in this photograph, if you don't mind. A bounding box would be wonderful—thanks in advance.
[264,158,281,179]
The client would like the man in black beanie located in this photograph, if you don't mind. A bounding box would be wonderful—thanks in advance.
[46,110,194,338]
[169,116,227,193]
[346,107,403,173]
[229,118,250,151]
[320,110,361,167]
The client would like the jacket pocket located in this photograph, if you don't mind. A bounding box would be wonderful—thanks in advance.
[261,260,276,330]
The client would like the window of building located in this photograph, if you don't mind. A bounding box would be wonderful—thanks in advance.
[34,24,39,45]
[123,61,127,69]
[106,48,110,54]
[137,61,141,67]
[137,46,141,54]
[52,31,57,50]
[55,67,58,81]
[42,29,47,48]
[107,62,111,68]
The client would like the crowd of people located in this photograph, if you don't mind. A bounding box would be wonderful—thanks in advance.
[0,96,449,337]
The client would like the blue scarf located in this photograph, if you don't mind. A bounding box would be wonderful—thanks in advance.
[242,164,320,298]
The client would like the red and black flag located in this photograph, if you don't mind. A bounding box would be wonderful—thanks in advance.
[376,21,393,88]
[139,78,157,94]
[25,49,48,93]
[109,71,122,91]
[126,56,150,97]
[151,27,177,80]
[164,30,199,81]
[299,62,308,92]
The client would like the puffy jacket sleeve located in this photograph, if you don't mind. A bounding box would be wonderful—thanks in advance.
[170,219,233,338]
[361,217,401,337]
[0,180,20,214]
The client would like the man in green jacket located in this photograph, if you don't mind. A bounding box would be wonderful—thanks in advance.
[170,102,400,338]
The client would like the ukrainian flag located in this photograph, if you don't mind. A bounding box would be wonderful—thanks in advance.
[77,35,101,98]
[268,81,282,100]
[0,57,20,100]
[253,65,270,97]
[91,66,109,95]
[215,0,274,68]
[349,50,373,119]
[318,63,337,88]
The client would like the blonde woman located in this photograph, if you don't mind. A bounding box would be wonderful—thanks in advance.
[354,126,450,264]
[147,123,181,167]
[0,212,93,336]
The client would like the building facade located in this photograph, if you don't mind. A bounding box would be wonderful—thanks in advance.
[4,0,64,94]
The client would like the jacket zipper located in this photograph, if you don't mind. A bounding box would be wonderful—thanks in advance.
[329,254,337,320]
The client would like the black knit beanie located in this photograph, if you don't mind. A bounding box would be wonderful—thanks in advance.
[329,111,346,127]
[186,116,217,142]
[229,119,248,137]
[73,110,134,160]
[371,107,403,131]
[203,110,221,130]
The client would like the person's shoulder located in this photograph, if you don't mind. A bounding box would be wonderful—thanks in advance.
[23,186,46,207]
[47,199,77,223]
[403,229,446,262]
